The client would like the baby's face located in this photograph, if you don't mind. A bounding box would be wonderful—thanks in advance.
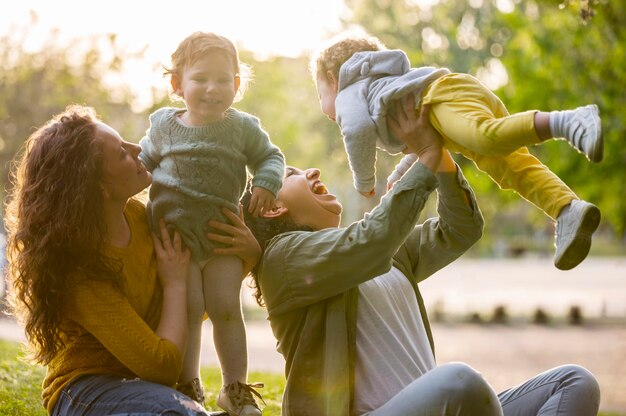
[175,51,239,125]
[316,75,338,122]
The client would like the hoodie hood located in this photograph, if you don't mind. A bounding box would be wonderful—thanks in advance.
[338,50,410,90]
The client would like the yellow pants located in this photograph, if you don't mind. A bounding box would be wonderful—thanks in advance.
[421,73,577,220]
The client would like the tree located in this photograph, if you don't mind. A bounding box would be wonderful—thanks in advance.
[0,18,145,212]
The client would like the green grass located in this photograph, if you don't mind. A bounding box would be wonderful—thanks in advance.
[0,339,284,415]
[0,340,46,415]
[1,339,624,416]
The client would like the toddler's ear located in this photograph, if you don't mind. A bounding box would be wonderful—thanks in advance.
[234,74,241,94]
[170,74,182,96]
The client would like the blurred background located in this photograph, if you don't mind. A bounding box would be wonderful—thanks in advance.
[0,0,624,256]
[0,0,624,412]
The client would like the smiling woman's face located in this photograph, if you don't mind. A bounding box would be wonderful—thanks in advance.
[276,166,342,230]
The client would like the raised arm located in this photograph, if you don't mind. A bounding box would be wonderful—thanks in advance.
[260,161,440,315]
[387,98,483,280]
[259,102,446,314]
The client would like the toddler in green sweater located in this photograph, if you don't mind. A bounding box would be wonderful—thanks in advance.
[140,31,284,416]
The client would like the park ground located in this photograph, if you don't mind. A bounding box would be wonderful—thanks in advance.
[2,257,625,412]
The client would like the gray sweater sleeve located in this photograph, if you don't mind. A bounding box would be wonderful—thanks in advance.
[242,115,285,197]
[138,110,164,172]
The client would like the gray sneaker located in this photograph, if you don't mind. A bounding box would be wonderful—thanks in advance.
[554,200,601,270]
[566,104,604,162]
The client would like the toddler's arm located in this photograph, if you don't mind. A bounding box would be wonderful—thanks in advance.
[335,87,380,195]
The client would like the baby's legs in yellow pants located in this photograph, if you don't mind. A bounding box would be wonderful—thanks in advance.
[424,73,576,218]
[423,75,600,270]
[469,147,577,220]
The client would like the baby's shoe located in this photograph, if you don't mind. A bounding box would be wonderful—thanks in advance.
[552,104,603,162]
[217,381,264,416]
[554,200,601,270]
[176,377,206,406]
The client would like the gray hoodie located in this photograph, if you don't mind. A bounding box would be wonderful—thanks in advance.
[335,49,450,193]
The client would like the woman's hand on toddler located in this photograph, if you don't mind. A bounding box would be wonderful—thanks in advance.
[208,207,262,276]
[152,219,191,290]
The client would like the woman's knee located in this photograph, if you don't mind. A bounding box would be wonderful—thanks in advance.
[559,364,601,398]
[434,363,501,415]
[438,362,493,396]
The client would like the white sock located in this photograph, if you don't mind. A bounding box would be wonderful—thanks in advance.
[549,109,577,139]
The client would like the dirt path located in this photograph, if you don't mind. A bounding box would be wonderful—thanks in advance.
[2,317,624,412]
[198,320,626,413]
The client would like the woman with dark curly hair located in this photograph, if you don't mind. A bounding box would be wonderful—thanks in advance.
[5,105,255,415]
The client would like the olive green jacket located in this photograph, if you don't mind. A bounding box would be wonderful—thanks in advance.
[258,161,484,416]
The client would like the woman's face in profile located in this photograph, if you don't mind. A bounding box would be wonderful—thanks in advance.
[96,122,152,201]
[275,166,342,230]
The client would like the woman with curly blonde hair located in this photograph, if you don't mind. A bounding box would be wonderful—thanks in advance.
[5,105,256,415]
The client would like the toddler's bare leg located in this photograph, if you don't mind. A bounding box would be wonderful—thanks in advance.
[179,261,205,383]
[202,255,247,385]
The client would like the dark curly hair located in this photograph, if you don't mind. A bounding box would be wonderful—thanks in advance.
[5,105,124,365]
[240,184,313,307]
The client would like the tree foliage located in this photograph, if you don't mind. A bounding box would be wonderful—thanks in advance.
[0,2,624,252]
[0,20,144,210]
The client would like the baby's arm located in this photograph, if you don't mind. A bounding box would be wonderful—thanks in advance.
[335,90,379,197]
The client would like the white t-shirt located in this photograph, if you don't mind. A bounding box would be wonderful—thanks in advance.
[353,267,436,415]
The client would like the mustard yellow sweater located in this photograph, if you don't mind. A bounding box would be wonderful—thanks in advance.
[42,199,183,414]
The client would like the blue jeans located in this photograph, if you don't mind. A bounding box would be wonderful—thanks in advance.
[52,374,227,416]
[366,363,600,415]
[499,364,600,416]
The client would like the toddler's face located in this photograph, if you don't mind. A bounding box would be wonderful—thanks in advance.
[316,75,338,122]
[174,51,239,125]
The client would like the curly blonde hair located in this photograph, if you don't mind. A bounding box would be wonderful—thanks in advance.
[164,31,252,102]
[5,105,124,365]
[310,31,387,83]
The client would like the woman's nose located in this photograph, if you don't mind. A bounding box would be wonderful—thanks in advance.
[305,168,321,179]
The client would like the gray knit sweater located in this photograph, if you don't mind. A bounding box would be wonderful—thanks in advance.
[139,107,285,260]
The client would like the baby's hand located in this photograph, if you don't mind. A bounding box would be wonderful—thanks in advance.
[386,180,396,192]
[249,187,275,218]
[359,188,376,198]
